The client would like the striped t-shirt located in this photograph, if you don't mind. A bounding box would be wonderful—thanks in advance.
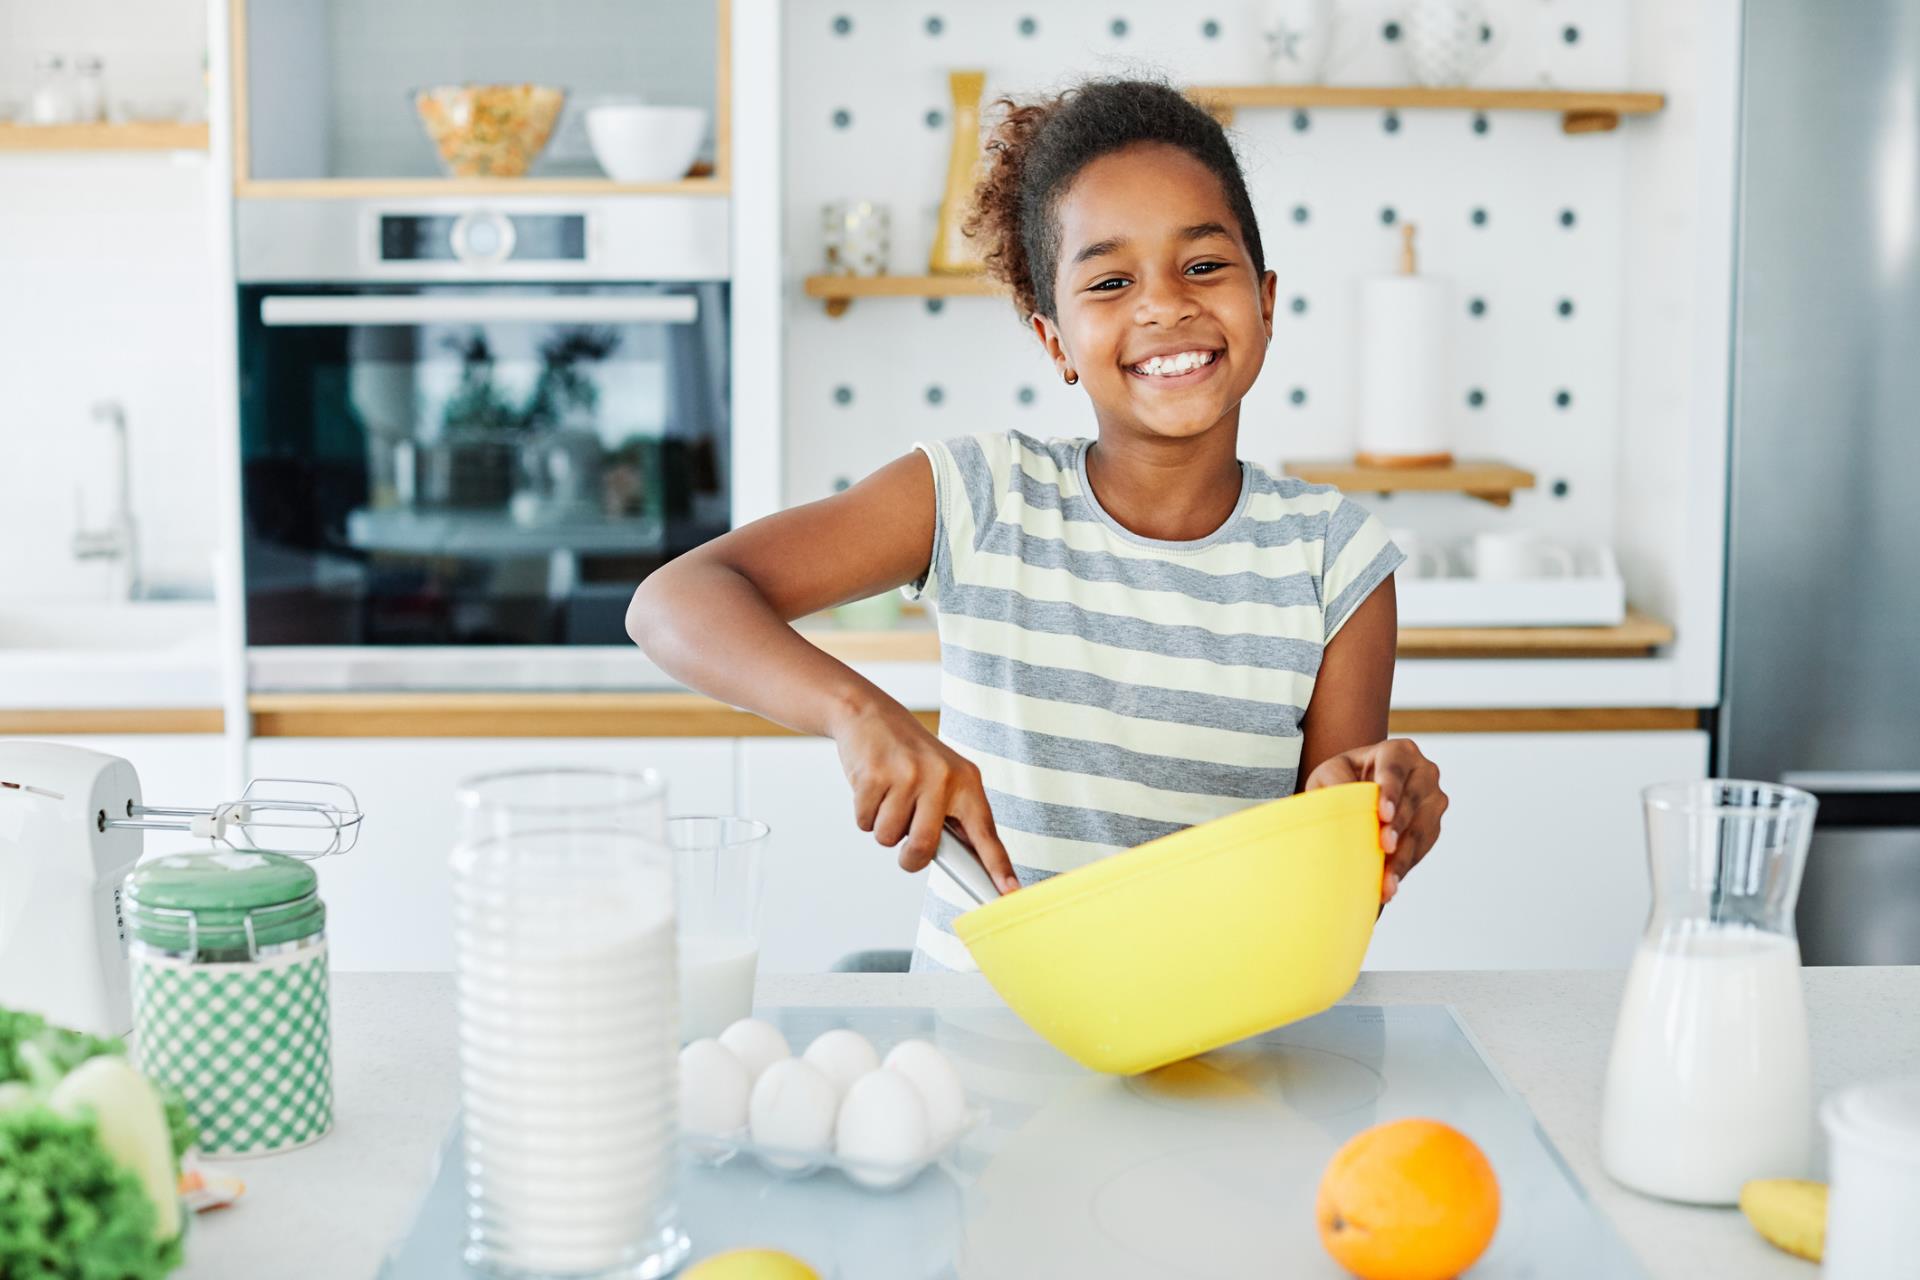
[906,430,1404,973]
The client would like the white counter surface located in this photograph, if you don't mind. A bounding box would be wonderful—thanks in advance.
[173,967,1917,1280]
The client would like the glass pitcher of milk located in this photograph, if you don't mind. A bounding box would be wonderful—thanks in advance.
[1600,779,1819,1205]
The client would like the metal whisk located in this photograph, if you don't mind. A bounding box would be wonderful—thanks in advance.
[109,777,363,859]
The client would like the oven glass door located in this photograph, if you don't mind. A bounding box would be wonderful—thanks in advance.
[239,282,728,645]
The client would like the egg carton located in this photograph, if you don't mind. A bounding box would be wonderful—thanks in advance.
[681,1108,989,1191]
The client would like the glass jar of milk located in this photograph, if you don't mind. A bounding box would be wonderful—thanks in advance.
[451,768,689,1279]
[1600,779,1819,1205]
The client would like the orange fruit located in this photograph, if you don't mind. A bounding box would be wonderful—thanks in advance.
[1317,1118,1500,1280]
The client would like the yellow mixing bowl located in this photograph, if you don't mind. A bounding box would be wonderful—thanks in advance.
[952,781,1384,1075]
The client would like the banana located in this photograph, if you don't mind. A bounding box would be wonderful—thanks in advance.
[1740,1178,1827,1263]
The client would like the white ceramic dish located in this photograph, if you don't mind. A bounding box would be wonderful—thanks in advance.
[586,104,708,181]
[1394,542,1628,628]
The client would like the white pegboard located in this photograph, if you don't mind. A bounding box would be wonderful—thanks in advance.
[781,0,1647,549]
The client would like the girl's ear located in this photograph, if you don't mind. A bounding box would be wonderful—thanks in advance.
[1260,270,1278,342]
[1030,310,1076,383]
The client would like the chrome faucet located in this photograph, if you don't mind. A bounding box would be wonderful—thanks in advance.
[71,399,141,600]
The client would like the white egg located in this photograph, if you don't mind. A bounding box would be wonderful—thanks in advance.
[719,1017,791,1084]
[678,1038,750,1137]
[834,1068,932,1190]
[747,1057,838,1171]
[801,1028,880,1099]
[882,1038,969,1148]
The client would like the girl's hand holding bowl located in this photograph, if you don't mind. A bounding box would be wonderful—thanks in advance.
[1305,739,1448,904]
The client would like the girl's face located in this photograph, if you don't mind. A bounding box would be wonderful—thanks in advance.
[1033,142,1277,444]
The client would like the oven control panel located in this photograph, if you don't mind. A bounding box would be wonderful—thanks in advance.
[377,212,587,264]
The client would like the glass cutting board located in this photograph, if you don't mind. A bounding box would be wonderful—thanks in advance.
[380,1003,1647,1279]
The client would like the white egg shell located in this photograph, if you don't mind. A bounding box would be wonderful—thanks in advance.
[802,1028,880,1099]
[678,1038,750,1136]
[719,1017,792,1084]
[835,1068,933,1190]
[882,1038,969,1147]
[748,1057,838,1171]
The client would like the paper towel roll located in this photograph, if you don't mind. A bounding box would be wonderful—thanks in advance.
[1355,275,1454,466]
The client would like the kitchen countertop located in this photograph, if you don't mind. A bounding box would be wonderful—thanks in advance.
[175,967,1918,1280]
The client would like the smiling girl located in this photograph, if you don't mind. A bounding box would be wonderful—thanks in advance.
[629,77,1448,972]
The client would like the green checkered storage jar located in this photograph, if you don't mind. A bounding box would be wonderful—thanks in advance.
[125,851,334,1158]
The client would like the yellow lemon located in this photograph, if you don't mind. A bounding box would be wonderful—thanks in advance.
[683,1248,821,1280]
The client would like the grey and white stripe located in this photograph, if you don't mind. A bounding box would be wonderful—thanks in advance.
[905,431,1402,973]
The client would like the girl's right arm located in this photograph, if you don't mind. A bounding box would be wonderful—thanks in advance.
[625,453,1019,894]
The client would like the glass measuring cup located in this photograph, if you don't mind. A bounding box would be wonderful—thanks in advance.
[1600,779,1819,1205]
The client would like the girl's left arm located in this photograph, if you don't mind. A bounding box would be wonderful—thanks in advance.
[1297,576,1449,904]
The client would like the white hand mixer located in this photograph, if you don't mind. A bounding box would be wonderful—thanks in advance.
[0,741,361,1037]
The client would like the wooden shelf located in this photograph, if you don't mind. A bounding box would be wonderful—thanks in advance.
[1399,609,1674,658]
[0,121,209,152]
[1283,459,1535,507]
[235,175,727,200]
[1189,85,1666,134]
[804,272,1003,316]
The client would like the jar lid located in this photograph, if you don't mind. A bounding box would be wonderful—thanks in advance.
[125,850,325,954]
[1821,1075,1920,1167]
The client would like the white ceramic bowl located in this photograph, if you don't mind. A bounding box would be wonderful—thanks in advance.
[586,105,708,182]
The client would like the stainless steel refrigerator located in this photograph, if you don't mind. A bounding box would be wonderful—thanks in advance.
[1722,0,1920,963]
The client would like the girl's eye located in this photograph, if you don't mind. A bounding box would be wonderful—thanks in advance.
[1188,261,1228,275]
[1089,277,1129,292]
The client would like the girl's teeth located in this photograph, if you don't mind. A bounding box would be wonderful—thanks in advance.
[1133,350,1215,376]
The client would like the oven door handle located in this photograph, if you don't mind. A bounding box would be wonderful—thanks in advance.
[1782,771,1920,829]
[260,295,700,327]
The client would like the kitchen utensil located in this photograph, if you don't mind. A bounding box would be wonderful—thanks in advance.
[0,741,361,1038]
[1404,0,1501,87]
[932,782,1384,1075]
[414,84,565,178]
[1355,226,1454,467]
[1821,1076,1920,1279]
[450,767,688,1278]
[27,53,72,125]
[821,201,892,277]
[929,71,987,275]
[1601,779,1818,1205]
[669,816,771,1042]
[586,104,708,181]
[1467,529,1577,582]
[126,848,336,1157]
[70,55,105,124]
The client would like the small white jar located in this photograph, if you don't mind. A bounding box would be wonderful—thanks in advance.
[1820,1075,1920,1280]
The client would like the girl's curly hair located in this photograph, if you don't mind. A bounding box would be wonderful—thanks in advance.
[963,77,1266,321]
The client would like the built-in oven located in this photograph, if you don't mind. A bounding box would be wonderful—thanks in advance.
[235,198,729,650]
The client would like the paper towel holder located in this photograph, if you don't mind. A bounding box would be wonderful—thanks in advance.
[1354,222,1456,471]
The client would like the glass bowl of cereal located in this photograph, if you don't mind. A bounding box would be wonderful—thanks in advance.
[414,84,566,178]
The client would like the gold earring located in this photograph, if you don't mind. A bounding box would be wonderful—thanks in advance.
[1063,370,1078,385]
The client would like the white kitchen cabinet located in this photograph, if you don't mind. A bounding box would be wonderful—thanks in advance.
[1364,731,1708,971]
[1,736,226,837]
[248,738,736,972]
[737,738,931,974]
